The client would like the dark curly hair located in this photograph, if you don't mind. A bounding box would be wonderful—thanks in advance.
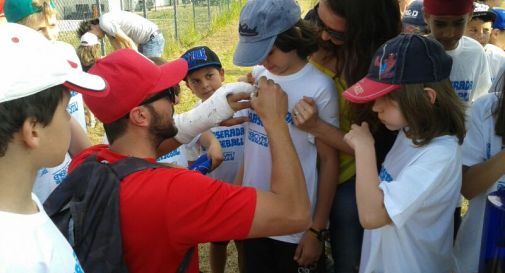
[77,18,99,38]
[274,19,319,60]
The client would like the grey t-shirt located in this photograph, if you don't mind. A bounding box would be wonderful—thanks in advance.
[99,11,158,44]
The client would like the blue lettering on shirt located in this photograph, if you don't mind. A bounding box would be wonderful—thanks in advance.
[53,167,68,185]
[219,137,244,148]
[249,112,294,128]
[74,252,84,273]
[157,149,181,161]
[223,151,235,161]
[67,101,79,115]
[248,129,269,147]
[70,91,79,98]
[213,127,245,139]
[379,166,393,183]
[38,168,49,177]
[451,80,473,102]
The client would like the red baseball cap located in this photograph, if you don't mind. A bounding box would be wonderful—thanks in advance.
[85,49,188,124]
[424,0,473,16]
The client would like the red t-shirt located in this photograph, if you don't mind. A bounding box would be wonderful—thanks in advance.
[0,0,4,17]
[69,145,257,273]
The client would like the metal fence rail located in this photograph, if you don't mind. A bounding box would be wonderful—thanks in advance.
[55,0,241,53]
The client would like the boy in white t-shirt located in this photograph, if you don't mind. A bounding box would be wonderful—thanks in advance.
[465,2,505,83]
[4,0,92,203]
[342,33,466,273]
[233,0,339,272]
[181,45,246,273]
[453,67,505,273]
[0,23,108,272]
[424,0,492,103]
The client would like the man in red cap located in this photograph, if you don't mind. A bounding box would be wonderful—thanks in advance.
[69,49,311,273]
[0,0,5,24]
[424,0,492,104]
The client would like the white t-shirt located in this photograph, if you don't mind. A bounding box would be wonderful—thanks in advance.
[33,92,86,203]
[453,93,505,273]
[447,36,492,103]
[484,43,505,84]
[185,107,246,183]
[0,194,84,273]
[99,11,158,45]
[242,63,339,244]
[359,131,462,273]
[156,146,189,167]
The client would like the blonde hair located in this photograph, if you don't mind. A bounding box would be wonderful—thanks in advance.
[17,0,58,26]
[76,45,101,69]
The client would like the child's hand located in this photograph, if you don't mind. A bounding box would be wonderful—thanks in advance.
[344,122,374,150]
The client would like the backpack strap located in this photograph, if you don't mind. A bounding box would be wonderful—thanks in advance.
[109,156,195,273]
[107,156,162,179]
[176,248,194,273]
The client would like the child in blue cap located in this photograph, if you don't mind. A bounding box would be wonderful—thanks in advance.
[342,33,466,273]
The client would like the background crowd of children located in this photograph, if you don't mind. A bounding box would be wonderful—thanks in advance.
[1,0,505,273]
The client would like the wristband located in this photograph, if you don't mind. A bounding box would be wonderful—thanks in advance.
[308,227,329,242]
[173,82,255,143]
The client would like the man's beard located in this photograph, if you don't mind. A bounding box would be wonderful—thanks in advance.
[145,104,178,146]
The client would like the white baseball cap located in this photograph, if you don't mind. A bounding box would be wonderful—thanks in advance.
[80,32,99,46]
[0,23,108,103]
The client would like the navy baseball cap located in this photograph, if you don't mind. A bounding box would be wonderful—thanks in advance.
[402,1,428,34]
[493,8,505,29]
[343,34,452,103]
[233,0,301,66]
[472,2,496,22]
[181,46,222,74]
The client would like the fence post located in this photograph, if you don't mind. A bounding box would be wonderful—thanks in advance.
[96,0,106,56]
[174,0,179,40]
[192,0,196,30]
[207,0,211,26]
[142,0,148,18]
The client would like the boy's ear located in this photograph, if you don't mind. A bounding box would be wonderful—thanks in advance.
[219,68,225,82]
[424,87,437,104]
[20,118,41,149]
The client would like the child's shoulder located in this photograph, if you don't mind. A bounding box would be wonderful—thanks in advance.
[457,36,486,55]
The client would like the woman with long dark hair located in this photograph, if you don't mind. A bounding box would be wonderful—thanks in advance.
[292,0,402,272]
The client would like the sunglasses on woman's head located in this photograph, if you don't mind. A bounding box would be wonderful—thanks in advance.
[315,11,346,41]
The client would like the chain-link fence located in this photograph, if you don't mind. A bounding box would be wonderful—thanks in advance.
[55,0,242,53]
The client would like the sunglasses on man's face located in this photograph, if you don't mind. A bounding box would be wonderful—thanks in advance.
[141,87,178,106]
[315,11,346,42]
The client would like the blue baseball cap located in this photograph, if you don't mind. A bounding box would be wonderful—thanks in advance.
[181,46,222,74]
[493,8,505,29]
[402,1,428,34]
[233,0,301,66]
[343,34,452,103]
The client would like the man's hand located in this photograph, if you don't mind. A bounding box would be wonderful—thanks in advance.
[251,76,288,127]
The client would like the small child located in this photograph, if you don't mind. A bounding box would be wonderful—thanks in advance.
[402,0,429,34]
[0,23,107,272]
[181,46,245,273]
[4,0,92,202]
[490,8,505,50]
[233,0,339,271]
[77,31,101,72]
[424,0,492,102]
[453,67,505,273]
[342,33,466,273]
[465,2,505,83]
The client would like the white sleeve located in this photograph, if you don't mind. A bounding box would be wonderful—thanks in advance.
[471,50,492,102]
[99,14,120,37]
[379,147,460,228]
[462,97,490,166]
[314,79,339,128]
